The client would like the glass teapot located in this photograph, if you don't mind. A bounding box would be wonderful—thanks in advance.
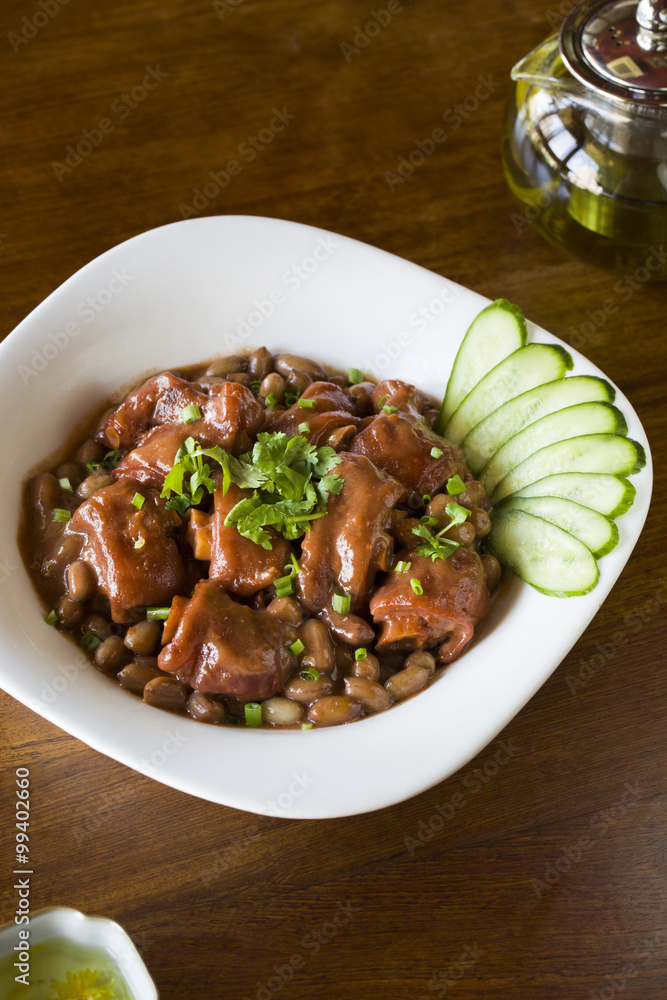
[502,0,667,275]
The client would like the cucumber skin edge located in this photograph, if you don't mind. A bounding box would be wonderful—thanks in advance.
[483,532,601,598]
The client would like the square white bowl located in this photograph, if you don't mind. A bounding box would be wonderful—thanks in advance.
[0,217,652,818]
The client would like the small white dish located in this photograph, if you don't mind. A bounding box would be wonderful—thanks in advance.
[0,217,652,818]
[0,907,157,998]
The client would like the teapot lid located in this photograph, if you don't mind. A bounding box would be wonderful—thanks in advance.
[561,0,667,106]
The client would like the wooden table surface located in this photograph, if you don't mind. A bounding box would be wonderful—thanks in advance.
[1,0,665,997]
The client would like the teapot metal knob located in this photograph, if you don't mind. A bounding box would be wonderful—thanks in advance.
[636,0,667,50]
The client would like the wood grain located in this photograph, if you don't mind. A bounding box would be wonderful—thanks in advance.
[1,1,665,997]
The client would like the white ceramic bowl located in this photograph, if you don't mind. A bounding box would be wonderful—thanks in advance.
[0,907,157,998]
[0,217,652,818]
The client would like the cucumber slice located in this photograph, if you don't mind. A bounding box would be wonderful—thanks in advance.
[484,507,600,597]
[462,375,615,475]
[500,496,619,558]
[505,473,636,519]
[480,402,628,495]
[438,299,527,431]
[443,343,573,445]
[491,434,646,503]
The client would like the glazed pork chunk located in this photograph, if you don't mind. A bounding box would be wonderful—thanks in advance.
[158,580,297,702]
[350,379,468,498]
[298,453,405,621]
[68,479,184,623]
[266,381,365,448]
[187,481,291,597]
[370,547,490,663]
[102,376,263,487]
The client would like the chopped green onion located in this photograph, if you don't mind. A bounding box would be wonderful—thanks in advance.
[302,722,314,730]
[224,713,243,726]
[382,405,398,415]
[377,395,388,408]
[420,515,438,526]
[146,606,170,621]
[249,380,261,395]
[298,422,310,434]
[297,398,316,409]
[299,666,320,681]
[52,508,71,523]
[80,632,102,653]
[422,494,432,506]
[289,638,305,656]
[244,702,262,728]
[132,492,145,509]
[265,392,278,407]
[354,648,367,661]
[348,368,364,385]
[103,450,121,469]
[430,447,443,459]
[410,578,424,596]
[134,538,146,550]
[59,477,73,491]
[284,390,301,406]
[274,574,295,598]
[395,560,412,573]
[290,553,300,576]
[332,593,351,614]
[181,403,202,424]
[446,475,466,495]
[44,610,58,626]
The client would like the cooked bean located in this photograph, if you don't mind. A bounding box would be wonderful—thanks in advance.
[77,472,113,500]
[261,696,304,726]
[482,553,502,592]
[82,613,111,640]
[286,370,312,394]
[457,480,488,509]
[117,660,162,693]
[94,636,128,673]
[308,695,362,726]
[426,494,449,517]
[57,595,84,628]
[344,676,393,713]
[284,672,334,704]
[259,372,285,404]
[226,371,253,386]
[326,374,348,388]
[143,676,188,711]
[323,424,357,451]
[274,353,327,380]
[56,462,82,486]
[384,663,430,701]
[470,507,492,539]
[350,652,380,681]
[265,596,303,626]
[335,644,356,673]
[299,619,334,672]
[205,355,247,377]
[446,522,476,547]
[66,560,96,603]
[248,346,273,379]
[324,609,374,647]
[31,472,61,528]
[187,691,225,724]
[424,408,440,428]
[124,619,161,655]
[349,383,374,414]
[404,650,436,676]
[391,513,421,549]
[76,439,104,465]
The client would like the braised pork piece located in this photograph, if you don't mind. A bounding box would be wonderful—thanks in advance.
[20,349,500,729]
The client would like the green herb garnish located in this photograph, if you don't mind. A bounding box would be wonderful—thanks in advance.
[131,492,145,509]
[298,422,310,434]
[161,436,227,514]
[411,522,460,561]
[446,475,466,495]
[332,593,351,614]
[245,702,262,728]
[80,632,102,653]
[274,574,295,598]
[444,502,471,528]
[297,398,316,409]
[430,447,443,459]
[44,610,58,626]
[382,404,398,415]
[289,639,305,656]
[348,368,364,385]
[299,666,320,680]
[354,648,367,661]
[410,578,424,596]
[146,606,171,621]
[181,403,202,424]
[264,392,278,407]
[59,477,73,491]
[395,560,412,573]
[52,508,71,523]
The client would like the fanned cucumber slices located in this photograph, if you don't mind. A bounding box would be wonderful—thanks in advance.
[440,300,645,596]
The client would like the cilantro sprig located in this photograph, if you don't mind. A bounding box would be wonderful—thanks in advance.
[161,437,227,515]
[411,502,471,561]
[220,432,343,550]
